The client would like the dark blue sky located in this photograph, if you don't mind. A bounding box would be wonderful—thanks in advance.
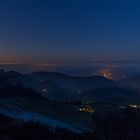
[0,0,140,64]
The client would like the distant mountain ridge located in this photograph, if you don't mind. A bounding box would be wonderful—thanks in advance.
[0,70,42,98]
[0,69,139,104]
[29,71,118,90]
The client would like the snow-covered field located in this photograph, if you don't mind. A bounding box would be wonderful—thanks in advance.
[0,108,91,133]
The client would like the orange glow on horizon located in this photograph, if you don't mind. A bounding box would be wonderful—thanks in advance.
[99,69,113,80]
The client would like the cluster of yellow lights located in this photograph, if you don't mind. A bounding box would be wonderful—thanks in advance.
[99,69,113,80]
[79,106,95,113]
[103,72,112,79]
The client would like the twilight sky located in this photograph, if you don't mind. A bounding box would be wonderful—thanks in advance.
[0,0,140,64]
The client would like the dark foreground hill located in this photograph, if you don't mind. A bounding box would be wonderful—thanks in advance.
[0,107,140,140]
[0,113,94,140]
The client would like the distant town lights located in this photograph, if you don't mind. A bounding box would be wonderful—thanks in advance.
[79,106,95,113]
[99,69,113,79]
